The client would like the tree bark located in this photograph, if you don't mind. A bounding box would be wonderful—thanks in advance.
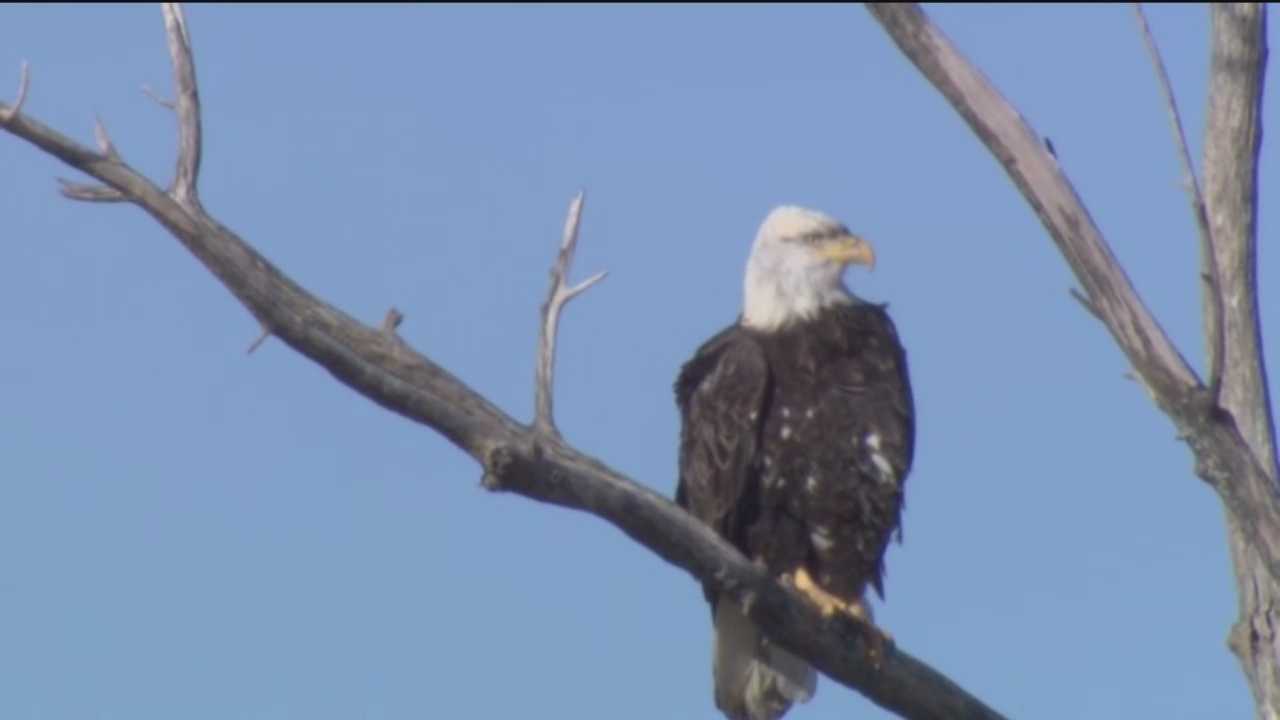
[869,2,1278,715]
[0,5,1005,719]
[1201,5,1280,713]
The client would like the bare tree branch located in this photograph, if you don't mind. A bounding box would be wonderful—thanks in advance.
[867,5,1200,396]
[869,2,1279,713]
[0,60,29,124]
[57,178,127,202]
[93,116,120,160]
[1069,287,1103,321]
[162,2,201,208]
[382,307,405,335]
[246,325,272,355]
[63,117,129,202]
[141,83,176,110]
[865,2,1280,581]
[0,10,1005,720]
[534,191,607,438]
[1133,3,1225,401]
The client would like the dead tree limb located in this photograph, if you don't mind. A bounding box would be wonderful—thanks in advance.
[0,6,1005,720]
[533,191,607,439]
[0,60,29,123]
[868,2,1279,713]
[1133,3,1224,401]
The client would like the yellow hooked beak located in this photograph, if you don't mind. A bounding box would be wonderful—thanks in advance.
[818,233,876,270]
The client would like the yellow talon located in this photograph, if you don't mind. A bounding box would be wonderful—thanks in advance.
[790,567,866,621]
[786,567,891,670]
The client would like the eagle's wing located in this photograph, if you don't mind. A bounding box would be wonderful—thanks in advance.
[675,325,770,545]
[874,305,915,481]
[819,303,915,599]
[831,303,914,475]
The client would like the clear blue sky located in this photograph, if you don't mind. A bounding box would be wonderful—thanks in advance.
[2,5,1274,719]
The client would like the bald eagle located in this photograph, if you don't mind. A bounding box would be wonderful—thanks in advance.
[675,206,915,720]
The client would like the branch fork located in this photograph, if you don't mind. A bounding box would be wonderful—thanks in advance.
[533,191,608,438]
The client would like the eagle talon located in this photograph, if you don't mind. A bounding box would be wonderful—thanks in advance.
[789,567,869,624]
[786,567,893,670]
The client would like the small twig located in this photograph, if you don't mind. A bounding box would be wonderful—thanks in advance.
[141,84,176,110]
[1069,287,1103,321]
[93,115,120,160]
[162,3,202,207]
[246,326,271,355]
[1133,3,1224,403]
[533,191,607,437]
[57,178,126,202]
[0,60,30,124]
[381,307,404,334]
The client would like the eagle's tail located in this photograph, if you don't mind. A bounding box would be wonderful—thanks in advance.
[713,600,817,720]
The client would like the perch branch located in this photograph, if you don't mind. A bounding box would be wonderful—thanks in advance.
[0,7,1003,719]
[1133,3,1225,402]
[866,3,1280,589]
[534,191,606,438]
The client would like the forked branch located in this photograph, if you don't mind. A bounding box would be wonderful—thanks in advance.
[866,3,1280,590]
[869,2,1279,711]
[534,191,607,438]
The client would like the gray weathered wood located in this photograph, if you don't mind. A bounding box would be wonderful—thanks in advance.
[869,2,1278,715]
[0,5,1005,719]
[1202,4,1279,714]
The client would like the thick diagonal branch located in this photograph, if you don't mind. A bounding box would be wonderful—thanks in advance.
[0,106,1006,720]
[0,10,1004,720]
[871,2,1280,712]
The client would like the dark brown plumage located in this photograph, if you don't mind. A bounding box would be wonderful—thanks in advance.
[673,205,914,720]
[677,302,914,606]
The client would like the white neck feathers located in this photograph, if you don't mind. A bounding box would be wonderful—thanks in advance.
[741,241,850,331]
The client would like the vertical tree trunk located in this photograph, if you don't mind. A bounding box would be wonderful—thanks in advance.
[1203,5,1280,715]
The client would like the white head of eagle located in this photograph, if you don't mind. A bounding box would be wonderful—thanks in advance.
[742,206,875,332]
